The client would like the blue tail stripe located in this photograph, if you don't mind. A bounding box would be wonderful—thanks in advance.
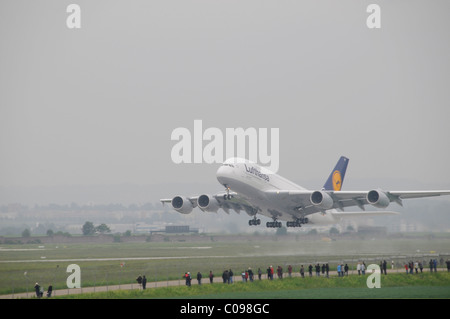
[323,156,349,191]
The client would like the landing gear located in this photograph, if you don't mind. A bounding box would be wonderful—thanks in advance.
[249,218,261,226]
[266,221,282,228]
[286,217,309,228]
[223,186,232,200]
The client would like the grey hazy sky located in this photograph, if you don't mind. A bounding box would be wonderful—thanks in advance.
[1,1,450,204]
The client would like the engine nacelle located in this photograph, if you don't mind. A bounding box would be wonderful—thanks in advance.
[367,189,390,208]
[310,191,334,210]
[171,196,193,214]
[197,194,220,212]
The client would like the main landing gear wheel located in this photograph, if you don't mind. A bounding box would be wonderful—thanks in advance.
[286,217,309,228]
[266,221,282,228]
[249,218,261,226]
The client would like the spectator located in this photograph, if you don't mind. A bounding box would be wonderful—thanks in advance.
[34,283,41,298]
[308,264,313,277]
[184,272,191,287]
[197,271,202,285]
[136,275,143,289]
[258,268,262,280]
[209,271,214,284]
[337,264,341,277]
[344,264,349,276]
[222,270,229,284]
[277,266,283,279]
[357,262,361,275]
[288,265,293,278]
[229,269,234,283]
[248,268,254,282]
[315,264,320,277]
[47,284,53,298]
[300,265,305,278]
[142,275,147,290]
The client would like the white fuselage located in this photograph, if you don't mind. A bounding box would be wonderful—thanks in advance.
[216,158,339,224]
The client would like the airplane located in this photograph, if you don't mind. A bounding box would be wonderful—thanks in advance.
[161,156,450,228]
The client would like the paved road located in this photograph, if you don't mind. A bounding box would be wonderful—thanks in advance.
[1,267,446,299]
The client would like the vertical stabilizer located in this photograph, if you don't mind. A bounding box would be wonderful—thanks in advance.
[323,156,349,191]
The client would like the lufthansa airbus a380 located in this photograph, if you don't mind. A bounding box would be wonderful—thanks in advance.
[161,157,450,228]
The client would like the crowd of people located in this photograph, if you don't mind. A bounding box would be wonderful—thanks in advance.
[403,258,450,274]
[31,258,450,297]
[180,258,450,287]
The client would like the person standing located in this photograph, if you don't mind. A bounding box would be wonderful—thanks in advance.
[315,264,320,277]
[34,283,41,298]
[142,275,147,290]
[46,284,53,298]
[185,272,191,287]
[222,270,228,284]
[136,274,143,289]
[197,272,202,285]
[229,269,234,284]
[209,271,214,284]
[248,268,254,282]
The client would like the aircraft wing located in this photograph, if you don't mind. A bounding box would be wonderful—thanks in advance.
[161,191,260,216]
[265,189,450,216]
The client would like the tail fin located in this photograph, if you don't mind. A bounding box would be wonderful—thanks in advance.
[323,156,349,191]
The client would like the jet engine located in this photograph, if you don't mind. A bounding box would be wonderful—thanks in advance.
[310,191,334,210]
[171,196,193,214]
[367,189,390,208]
[197,194,220,212]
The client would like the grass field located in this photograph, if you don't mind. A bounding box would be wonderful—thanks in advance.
[56,272,450,299]
[1,236,450,298]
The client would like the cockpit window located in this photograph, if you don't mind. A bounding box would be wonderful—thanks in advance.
[223,163,234,168]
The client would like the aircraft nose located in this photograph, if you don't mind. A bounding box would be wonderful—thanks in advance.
[216,165,232,185]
